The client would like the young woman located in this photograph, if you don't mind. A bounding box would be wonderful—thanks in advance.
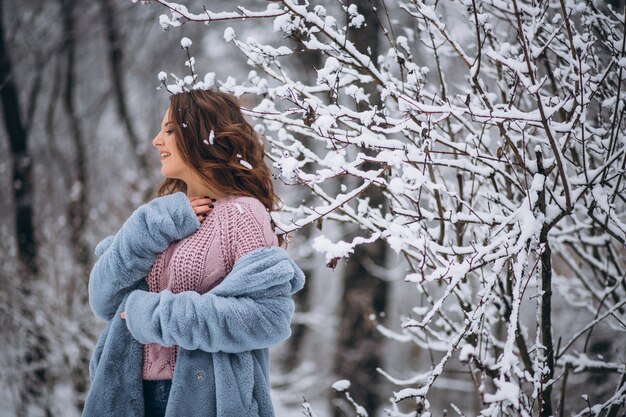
[82,90,304,417]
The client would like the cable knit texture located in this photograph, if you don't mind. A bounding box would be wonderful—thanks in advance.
[82,193,304,417]
[143,195,278,380]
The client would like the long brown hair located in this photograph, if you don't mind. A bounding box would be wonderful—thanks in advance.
[157,89,283,244]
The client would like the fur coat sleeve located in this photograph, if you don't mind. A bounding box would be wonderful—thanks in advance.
[88,192,200,321]
[123,247,305,353]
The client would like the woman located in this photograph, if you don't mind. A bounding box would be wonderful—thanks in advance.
[82,90,305,417]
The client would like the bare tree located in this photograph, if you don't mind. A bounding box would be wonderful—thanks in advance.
[146,0,626,415]
[0,0,37,273]
[99,0,152,183]
[0,1,53,415]
[333,0,390,414]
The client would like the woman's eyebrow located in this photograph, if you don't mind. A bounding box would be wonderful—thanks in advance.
[162,121,173,128]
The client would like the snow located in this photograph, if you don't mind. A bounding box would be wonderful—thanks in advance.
[344,85,369,103]
[316,56,341,86]
[166,84,183,94]
[180,37,192,48]
[277,155,300,180]
[485,48,530,74]
[354,405,367,417]
[274,13,302,37]
[223,27,235,42]
[347,4,364,28]
[387,177,405,194]
[331,379,350,392]
[483,377,520,408]
[458,343,475,362]
[396,36,410,52]
[201,73,216,88]
[312,236,353,262]
[311,114,335,136]
[159,14,177,30]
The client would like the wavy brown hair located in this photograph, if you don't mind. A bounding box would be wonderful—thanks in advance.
[157,89,283,244]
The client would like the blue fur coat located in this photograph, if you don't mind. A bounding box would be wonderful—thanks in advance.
[82,192,305,417]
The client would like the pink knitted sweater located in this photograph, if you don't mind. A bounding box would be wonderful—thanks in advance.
[142,195,278,380]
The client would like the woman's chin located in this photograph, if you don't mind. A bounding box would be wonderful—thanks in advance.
[160,165,172,177]
[161,170,182,181]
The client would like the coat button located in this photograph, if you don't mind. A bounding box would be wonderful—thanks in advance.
[196,371,205,380]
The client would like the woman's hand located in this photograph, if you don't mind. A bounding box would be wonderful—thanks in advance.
[188,196,216,223]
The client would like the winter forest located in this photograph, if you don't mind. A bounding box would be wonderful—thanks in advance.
[1,0,626,416]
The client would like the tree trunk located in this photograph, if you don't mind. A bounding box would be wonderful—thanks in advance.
[0,0,37,274]
[333,1,388,414]
[59,0,92,408]
[536,149,554,417]
[60,0,90,271]
[99,0,152,184]
[280,15,323,372]
[0,1,52,415]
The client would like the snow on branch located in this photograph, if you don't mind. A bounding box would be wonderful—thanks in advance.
[136,0,287,29]
[142,0,626,415]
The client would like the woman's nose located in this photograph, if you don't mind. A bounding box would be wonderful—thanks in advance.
[152,134,162,148]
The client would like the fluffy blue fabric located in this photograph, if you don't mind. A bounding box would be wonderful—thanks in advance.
[82,193,305,417]
[88,192,201,322]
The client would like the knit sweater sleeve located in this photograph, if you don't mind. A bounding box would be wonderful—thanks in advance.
[88,192,200,321]
[223,199,277,271]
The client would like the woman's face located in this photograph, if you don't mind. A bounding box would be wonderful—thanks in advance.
[152,107,191,180]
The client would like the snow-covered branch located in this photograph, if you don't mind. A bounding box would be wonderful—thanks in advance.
[142,0,626,415]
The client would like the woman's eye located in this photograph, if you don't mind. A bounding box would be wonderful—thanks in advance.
[166,130,173,134]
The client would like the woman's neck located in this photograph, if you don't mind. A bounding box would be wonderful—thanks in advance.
[185,183,224,199]
[183,173,227,200]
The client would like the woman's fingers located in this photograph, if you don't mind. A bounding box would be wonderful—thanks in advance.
[120,311,126,320]
[190,197,215,213]
[188,196,216,222]
[188,196,216,208]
